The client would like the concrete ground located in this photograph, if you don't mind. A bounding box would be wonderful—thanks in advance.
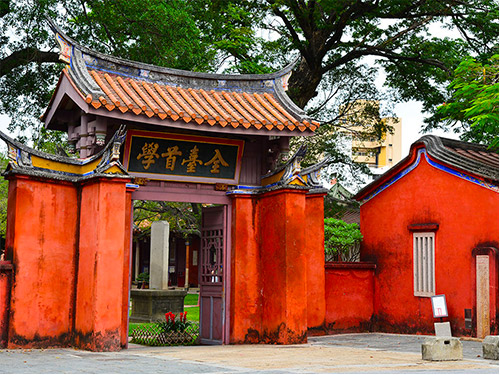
[0,333,498,374]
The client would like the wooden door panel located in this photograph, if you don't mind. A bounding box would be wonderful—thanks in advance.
[200,206,225,344]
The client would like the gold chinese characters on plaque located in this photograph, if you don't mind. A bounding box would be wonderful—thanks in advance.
[124,130,244,185]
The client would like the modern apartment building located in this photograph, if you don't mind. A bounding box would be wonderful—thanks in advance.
[339,100,403,171]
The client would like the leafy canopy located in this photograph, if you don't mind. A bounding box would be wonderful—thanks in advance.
[324,217,363,261]
[0,0,497,180]
[431,54,499,150]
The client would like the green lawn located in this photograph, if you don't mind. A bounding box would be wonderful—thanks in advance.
[129,293,200,336]
[184,293,199,306]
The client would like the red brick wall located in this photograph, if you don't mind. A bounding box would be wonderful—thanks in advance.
[6,177,78,348]
[230,188,326,344]
[3,174,132,350]
[0,261,12,348]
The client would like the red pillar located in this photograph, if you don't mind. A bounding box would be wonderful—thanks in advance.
[121,186,135,348]
[305,191,326,331]
[0,261,13,348]
[259,188,308,344]
[230,194,262,343]
[5,176,78,348]
[73,177,129,351]
[230,187,314,344]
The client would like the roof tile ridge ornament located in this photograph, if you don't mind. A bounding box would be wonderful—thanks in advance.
[46,16,298,83]
[228,145,329,195]
[262,144,308,180]
[68,49,106,100]
[0,126,129,180]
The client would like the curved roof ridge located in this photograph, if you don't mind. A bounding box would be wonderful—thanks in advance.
[46,17,297,82]
[354,135,498,202]
[416,135,498,181]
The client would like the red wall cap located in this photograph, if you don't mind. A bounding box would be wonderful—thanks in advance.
[325,261,376,270]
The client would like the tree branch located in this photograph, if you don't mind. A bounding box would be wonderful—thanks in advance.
[0,48,60,77]
[266,0,312,65]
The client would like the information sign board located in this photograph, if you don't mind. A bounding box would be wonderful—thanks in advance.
[431,294,448,318]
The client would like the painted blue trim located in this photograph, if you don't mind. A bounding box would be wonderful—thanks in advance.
[423,151,498,191]
[360,148,498,204]
[126,183,140,189]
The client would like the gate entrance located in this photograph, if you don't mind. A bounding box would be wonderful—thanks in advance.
[200,206,227,344]
[0,20,327,351]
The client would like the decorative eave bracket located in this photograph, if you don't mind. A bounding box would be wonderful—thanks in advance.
[0,126,130,183]
[228,144,331,195]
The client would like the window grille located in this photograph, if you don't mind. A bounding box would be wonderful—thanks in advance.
[413,232,435,296]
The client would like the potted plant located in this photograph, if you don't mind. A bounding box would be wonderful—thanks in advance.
[136,272,150,289]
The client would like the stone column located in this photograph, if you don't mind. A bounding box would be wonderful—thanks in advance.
[150,221,170,290]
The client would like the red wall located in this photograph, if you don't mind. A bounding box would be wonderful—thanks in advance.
[324,262,375,332]
[360,155,499,336]
[305,193,326,330]
[74,179,129,351]
[230,188,326,344]
[2,174,132,350]
[230,195,262,343]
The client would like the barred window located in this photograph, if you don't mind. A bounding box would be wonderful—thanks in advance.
[413,232,435,297]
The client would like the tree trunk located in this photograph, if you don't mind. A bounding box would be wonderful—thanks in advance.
[287,57,324,109]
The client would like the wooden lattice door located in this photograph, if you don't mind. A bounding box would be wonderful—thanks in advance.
[199,205,226,344]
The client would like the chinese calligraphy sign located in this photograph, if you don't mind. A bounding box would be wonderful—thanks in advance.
[124,130,244,184]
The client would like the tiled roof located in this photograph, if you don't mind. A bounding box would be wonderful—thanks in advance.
[80,69,317,132]
[45,19,319,133]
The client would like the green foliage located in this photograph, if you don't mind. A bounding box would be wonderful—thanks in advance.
[432,54,499,150]
[135,272,149,283]
[130,320,199,346]
[324,218,363,261]
[184,293,199,306]
[134,200,201,239]
[157,312,191,333]
[184,306,200,322]
[0,0,498,172]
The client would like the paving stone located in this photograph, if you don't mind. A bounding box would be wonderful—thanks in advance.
[421,337,463,361]
[482,336,499,360]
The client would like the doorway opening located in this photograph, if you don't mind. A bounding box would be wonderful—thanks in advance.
[130,195,230,345]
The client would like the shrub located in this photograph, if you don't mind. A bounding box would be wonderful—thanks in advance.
[324,218,363,261]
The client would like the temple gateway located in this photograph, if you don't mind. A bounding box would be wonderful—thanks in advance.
[0,20,328,350]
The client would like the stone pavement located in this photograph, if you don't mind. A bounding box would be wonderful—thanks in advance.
[0,333,498,374]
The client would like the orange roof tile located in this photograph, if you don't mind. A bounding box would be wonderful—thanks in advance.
[81,68,317,131]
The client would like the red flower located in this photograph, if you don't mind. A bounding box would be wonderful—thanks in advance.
[165,312,176,323]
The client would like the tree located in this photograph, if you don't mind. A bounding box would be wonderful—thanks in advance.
[0,1,498,153]
[324,218,363,262]
[133,200,201,241]
[426,54,499,150]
